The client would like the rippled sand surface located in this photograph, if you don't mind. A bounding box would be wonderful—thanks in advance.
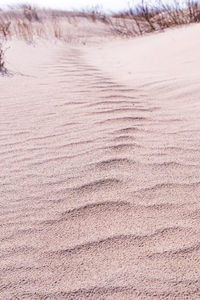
[1,24,200,299]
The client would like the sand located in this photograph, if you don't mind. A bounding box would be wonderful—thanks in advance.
[1,23,200,300]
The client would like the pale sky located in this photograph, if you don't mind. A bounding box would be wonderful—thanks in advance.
[0,0,159,12]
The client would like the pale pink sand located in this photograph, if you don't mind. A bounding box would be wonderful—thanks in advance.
[1,23,200,300]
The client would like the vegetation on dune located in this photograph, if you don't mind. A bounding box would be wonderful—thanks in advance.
[0,1,200,73]
[0,1,199,41]
[110,0,200,36]
[0,43,5,73]
[0,20,10,74]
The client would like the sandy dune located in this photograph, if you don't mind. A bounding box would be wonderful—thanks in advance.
[1,23,200,299]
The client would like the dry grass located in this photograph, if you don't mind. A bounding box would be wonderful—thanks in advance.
[0,6,67,42]
[110,0,200,36]
[0,43,4,71]
[0,42,7,74]
[0,6,108,43]
[0,1,199,73]
[0,18,10,74]
[0,1,199,42]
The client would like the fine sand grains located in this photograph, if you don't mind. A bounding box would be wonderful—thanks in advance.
[1,24,200,299]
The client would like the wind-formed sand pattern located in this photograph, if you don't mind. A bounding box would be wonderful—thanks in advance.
[0,2,200,300]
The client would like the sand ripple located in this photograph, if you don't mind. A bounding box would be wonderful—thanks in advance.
[1,43,200,300]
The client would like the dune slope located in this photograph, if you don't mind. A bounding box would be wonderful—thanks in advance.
[1,24,200,299]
